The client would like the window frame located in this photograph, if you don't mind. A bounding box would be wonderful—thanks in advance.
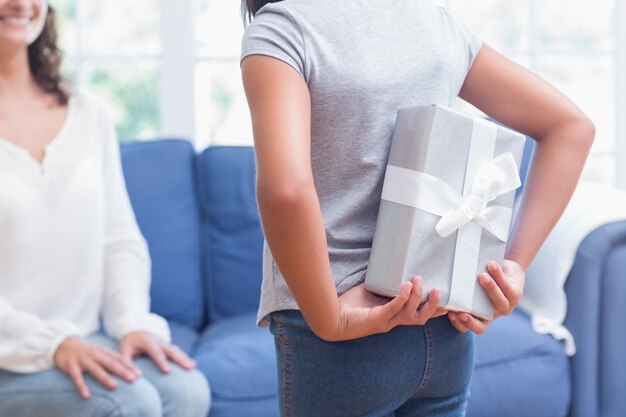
[64,0,163,141]
[443,0,621,188]
[616,0,626,189]
[67,0,625,189]
[159,0,196,141]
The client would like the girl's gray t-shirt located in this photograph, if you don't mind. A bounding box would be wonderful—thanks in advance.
[241,0,483,326]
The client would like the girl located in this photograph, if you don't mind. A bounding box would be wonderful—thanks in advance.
[0,1,210,416]
[241,0,594,416]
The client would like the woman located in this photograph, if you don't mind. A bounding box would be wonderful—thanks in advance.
[0,1,210,416]
[241,0,594,416]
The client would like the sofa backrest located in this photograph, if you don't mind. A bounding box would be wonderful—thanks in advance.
[120,137,534,328]
[197,146,264,322]
[121,140,205,330]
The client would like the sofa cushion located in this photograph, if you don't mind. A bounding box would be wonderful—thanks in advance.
[205,397,279,417]
[193,313,277,402]
[197,147,264,321]
[169,321,200,355]
[121,140,205,330]
[467,310,570,417]
[564,221,626,417]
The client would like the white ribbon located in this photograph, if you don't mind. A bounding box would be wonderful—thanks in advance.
[381,152,521,242]
[380,117,522,314]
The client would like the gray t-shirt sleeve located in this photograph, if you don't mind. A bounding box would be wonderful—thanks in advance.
[240,4,306,78]
[437,6,484,74]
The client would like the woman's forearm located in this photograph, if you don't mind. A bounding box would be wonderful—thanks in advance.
[505,118,595,270]
[257,178,342,340]
[0,297,81,373]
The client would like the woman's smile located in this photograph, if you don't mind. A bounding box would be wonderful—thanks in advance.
[0,15,34,26]
[0,0,46,47]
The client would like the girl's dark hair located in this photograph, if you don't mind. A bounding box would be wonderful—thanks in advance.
[241,0,283,24]
[28,6,68,105]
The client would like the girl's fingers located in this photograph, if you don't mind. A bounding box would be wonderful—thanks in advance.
[401,276,424,316]
[448,312,469,333]
[458,313,490,335]
[432,308,449,318]
[68,362,90,399]
[486,261,518,302]
[414,288,440,323]
[478,272,510,314]
[381,281,413,321]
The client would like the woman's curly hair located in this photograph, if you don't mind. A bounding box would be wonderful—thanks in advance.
[28,6,68,105]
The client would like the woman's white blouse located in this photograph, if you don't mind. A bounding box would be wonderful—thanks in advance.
[0,92,170,373]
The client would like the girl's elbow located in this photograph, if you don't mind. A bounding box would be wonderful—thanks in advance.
[566,112,595,149]
[579,116,596,149]
[257,176,315,209]
[547,113,595,152]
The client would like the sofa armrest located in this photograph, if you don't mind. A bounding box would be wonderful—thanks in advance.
[563,220,626,417]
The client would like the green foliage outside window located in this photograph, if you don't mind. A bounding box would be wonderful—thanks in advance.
[90,69,159,142]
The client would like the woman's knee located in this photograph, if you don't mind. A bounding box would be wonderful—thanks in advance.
[145,366,210,417]
[98,378,162,417]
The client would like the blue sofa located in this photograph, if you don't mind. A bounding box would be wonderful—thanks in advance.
[120,139,625,417]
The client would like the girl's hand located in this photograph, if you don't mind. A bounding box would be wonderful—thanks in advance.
[53,337,140,399]
[333,276,447,341]
[120,331,196,374]
[448,258,526,334]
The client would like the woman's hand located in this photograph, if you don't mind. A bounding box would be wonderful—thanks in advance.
[331,276,447,341]
[53,337,140,399]
[448,258,526,334]
[119,331,196,374]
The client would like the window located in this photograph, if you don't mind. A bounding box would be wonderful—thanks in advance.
[55,0,161,142]
[195,0,252,148]
[55,0,625,188]
[438,0,621,186]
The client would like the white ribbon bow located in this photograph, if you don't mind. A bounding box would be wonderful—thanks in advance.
[381,152,521,242]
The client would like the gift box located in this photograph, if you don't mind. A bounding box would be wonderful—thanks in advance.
[364,105,525,320]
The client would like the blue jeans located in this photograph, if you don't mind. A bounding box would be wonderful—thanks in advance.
[0,334,210,417]
[270,310,475,417]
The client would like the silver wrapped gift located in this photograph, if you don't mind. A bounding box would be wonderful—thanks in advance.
[365,105,525,320]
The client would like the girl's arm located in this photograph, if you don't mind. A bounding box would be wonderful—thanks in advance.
[242,55,442,341]
[98,103,196,373]
[449,45,594,333]
[460,45,595,272]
